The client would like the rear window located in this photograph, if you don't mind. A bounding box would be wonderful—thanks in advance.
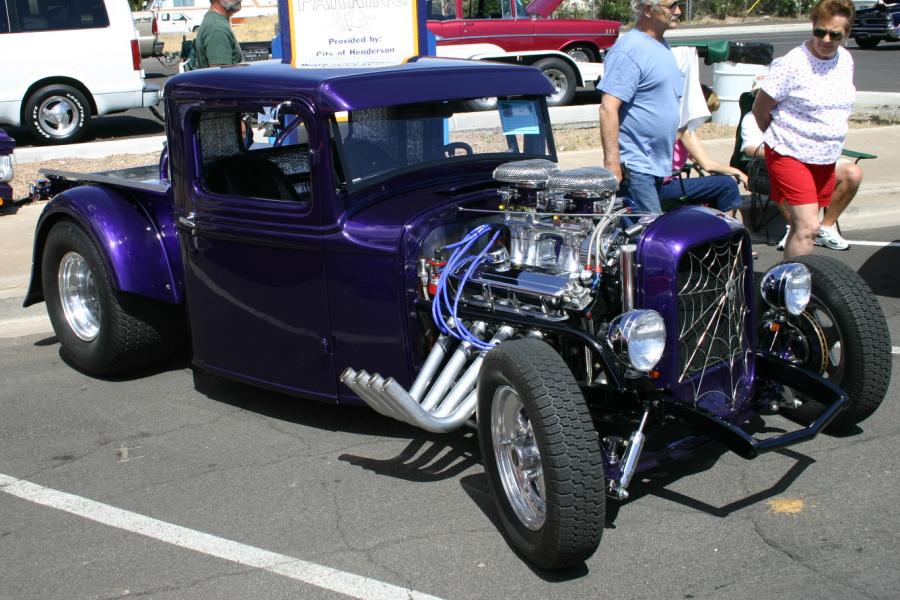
[7,0,109,32]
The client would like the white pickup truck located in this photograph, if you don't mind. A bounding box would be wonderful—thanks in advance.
[436,43,603,108]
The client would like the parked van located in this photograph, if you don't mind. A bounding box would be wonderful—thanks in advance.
[141,0,277,23]
[0,0,161,145]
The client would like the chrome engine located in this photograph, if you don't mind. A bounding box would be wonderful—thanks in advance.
[419,159,628,321]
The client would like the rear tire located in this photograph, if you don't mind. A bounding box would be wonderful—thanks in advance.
[25,85,91,145]
[463,97,498,111]
[42,221,183,375]
[534,57,577,107]
[477,339,605,570]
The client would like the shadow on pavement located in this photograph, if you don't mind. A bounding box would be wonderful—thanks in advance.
[340,430,480,482]
[858,241,900,298]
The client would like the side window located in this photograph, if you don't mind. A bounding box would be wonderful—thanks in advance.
[11,0,109,32]
[196,108,313,205]
[462,0,506,19]
[427,0,456,20]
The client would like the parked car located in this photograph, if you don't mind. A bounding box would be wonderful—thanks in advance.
[24,58,891,570]
[132,9,164,58]
[0,0,161,145]
[427,0,620,62]
[0,129,13,206]
[851,1,900,48]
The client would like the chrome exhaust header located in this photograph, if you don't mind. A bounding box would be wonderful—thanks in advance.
[342,322,514,432]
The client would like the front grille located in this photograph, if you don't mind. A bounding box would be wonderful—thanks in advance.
[675,234,750,383]
[860,16,891,27]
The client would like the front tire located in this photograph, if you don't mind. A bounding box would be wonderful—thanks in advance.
[565,44,597,63]
[25,85,91,145]
[477,339,605,570]
[771,255,891,430]
[855,37,880,49]
[42,221,182,375]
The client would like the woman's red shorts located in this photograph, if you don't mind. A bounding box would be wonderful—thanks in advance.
[764,146,836,207]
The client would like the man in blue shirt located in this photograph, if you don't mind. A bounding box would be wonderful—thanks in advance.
[599,0,683,214]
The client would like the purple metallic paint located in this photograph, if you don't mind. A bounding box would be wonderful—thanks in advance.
[637,207,757,418]
[25,185,182,306]
[164,59,555,114]
[325,163,508,403]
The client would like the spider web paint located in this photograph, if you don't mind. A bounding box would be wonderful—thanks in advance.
[675,235,752,407]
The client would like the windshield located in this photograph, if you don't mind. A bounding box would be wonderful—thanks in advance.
[331,96,554,190]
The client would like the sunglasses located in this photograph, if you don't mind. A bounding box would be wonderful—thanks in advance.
[659,1,682,11]
[813,27,845,41]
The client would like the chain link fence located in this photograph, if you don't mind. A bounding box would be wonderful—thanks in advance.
[554,0,816,23]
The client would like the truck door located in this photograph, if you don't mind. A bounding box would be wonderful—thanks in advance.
[176,104,337,401]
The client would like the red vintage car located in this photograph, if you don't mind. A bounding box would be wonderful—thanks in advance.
[427,0,620,62]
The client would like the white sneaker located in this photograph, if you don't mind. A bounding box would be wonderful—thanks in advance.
[775,225,790,251]
[815,225,850,250]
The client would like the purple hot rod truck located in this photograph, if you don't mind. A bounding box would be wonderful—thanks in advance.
[23,59,891,570]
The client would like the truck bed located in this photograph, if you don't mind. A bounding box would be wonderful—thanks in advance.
[40,164,170,195]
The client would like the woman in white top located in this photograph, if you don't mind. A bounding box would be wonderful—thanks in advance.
[741,106,863,251]
[752,0,856,258]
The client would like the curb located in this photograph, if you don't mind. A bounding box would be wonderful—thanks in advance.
[15,135,167,165]
[667,22,811,38]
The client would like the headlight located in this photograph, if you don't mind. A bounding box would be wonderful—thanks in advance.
[0,154,13,183]
[760,263,811,315]
[607,310,666,372]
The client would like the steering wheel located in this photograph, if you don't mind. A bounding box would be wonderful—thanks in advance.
[443,142,474,157]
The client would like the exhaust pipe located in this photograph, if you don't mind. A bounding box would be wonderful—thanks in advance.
[420,322,487,411]
[342,321,516,432]
[433,326,514,418]
[409,335,457,401]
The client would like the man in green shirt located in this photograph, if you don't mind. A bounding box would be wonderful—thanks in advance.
[195,0,243,68]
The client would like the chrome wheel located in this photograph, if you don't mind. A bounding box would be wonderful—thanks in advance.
[805,298,844,382]
[58,251,101,341]
[566,47,595,63]
[37,95,80,138]
[543,68,569,104]
[491,385,546,530]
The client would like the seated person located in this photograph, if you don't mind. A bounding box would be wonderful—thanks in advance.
[741,112,861,251]
[660,88,748,217]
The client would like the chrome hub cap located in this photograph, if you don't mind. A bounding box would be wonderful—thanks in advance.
[543,69,568,103]
[38,96,79,138]
[806,299,844,380]
[491,385,546,530]
[58,252,100,341]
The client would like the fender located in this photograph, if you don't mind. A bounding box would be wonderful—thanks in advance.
[23,185,183,307]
